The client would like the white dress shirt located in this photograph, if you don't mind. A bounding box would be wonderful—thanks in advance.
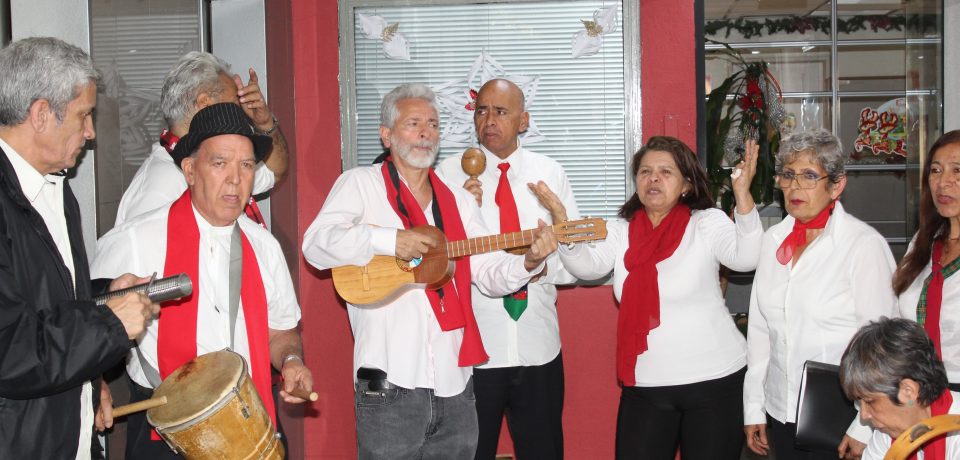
[861,391,960,460]
[114,142,275,226]
[91,204,301,389]
[744,201,897,442]
[301,164,542,397]
[898,235,960,383]
[0,138,90,460]
[436,145,580,368]
[558,207,762,386]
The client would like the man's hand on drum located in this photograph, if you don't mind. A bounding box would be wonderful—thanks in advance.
[279,357,314,404]
[94,381,114,432]
[107,273,159,340]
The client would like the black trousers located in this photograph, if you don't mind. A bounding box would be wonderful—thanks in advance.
[473,352,565,460]
[767,414,839,460]
[615,367,746,460]
[124,376,288,459]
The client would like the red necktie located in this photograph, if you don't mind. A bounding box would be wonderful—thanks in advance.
[496,162,528,320]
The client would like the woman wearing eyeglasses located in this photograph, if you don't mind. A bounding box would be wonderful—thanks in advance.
[894,130,960,394]
[743,129,898,460]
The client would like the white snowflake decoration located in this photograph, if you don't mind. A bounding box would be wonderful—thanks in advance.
[432,52,544,148]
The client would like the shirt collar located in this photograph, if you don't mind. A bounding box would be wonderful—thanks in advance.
[192,203,237,236]
[771,200,846,246]
[480,140,523,167]
[0,137,60,203]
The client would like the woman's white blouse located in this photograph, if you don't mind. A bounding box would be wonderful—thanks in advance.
[898,235,960,383]
[744,201,898,442]
[558,207,762,386]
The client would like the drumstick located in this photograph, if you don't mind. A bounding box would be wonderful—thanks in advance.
[112,396,168,417]
[288,387,318,402]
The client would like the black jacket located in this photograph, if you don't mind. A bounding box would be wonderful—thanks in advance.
[0,147,131,458]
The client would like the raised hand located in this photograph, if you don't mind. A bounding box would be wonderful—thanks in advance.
[395,228,438,261]
[731,139,759,215]
[523,219,558,271]
[528,181,568,224]
[234,68,276,133]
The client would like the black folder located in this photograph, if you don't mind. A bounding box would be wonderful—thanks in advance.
[794,360,858,452]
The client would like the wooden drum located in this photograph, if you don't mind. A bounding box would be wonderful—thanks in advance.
[146,350,283,460]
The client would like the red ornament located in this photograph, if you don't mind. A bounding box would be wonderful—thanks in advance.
[464,88,478,110]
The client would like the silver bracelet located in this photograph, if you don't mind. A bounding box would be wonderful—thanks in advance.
[282,354,303,366]
[258,115,280,136]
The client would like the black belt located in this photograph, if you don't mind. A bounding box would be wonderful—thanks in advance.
[357,367,395,391]
[949,383,960,393]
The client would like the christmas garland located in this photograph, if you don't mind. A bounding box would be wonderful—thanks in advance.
[705,14,937,39]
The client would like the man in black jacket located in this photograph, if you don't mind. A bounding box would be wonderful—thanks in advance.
[0,37,159,459]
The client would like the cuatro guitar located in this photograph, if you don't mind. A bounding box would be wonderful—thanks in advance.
[332,218,606,305]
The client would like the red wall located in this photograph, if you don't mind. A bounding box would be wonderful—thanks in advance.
[267,1,698,458]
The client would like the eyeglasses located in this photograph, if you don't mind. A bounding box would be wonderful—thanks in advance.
[775,171,829,190]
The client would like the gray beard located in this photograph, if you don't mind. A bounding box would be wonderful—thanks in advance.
[394,142,438,169]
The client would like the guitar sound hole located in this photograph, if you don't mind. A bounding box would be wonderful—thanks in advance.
[395,257,419,272]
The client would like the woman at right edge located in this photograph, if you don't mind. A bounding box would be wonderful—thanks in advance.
[894,130,960,394]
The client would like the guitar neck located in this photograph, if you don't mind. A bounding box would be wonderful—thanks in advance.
[446,228,546,259]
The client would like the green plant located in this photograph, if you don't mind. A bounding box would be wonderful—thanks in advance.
[705,39,784,213]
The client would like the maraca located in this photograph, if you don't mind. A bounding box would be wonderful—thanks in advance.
[461,147,486,179]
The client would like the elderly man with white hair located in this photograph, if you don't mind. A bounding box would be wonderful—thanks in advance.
[114,51,289,227]
[93,102,310,459]
[302,83,559,459]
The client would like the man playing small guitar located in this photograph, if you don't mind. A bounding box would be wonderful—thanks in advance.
[301,83,558,460]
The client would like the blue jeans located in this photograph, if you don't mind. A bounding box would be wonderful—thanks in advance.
[355,377,478,460]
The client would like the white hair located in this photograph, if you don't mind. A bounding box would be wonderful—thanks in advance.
[380,83,437,128]
[160,51,232,127]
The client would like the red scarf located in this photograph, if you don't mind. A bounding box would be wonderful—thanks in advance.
[899,390,954,460]
[157,192,276,432]
[379,159,488,366]
[617,204,690,386]
[776,201,835,265]
[926,241,947,359]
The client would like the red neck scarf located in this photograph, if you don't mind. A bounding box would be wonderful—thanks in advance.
[900,390,954,460]
[158,192,276,429]
[379,159,488,366]
[617,204,691,386]
[776,201,835,265]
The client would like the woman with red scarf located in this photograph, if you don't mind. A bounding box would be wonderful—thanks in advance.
[534,136,762,460]
[743,129,898,460]
[895,130,960,394]
[839,318,959,460]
